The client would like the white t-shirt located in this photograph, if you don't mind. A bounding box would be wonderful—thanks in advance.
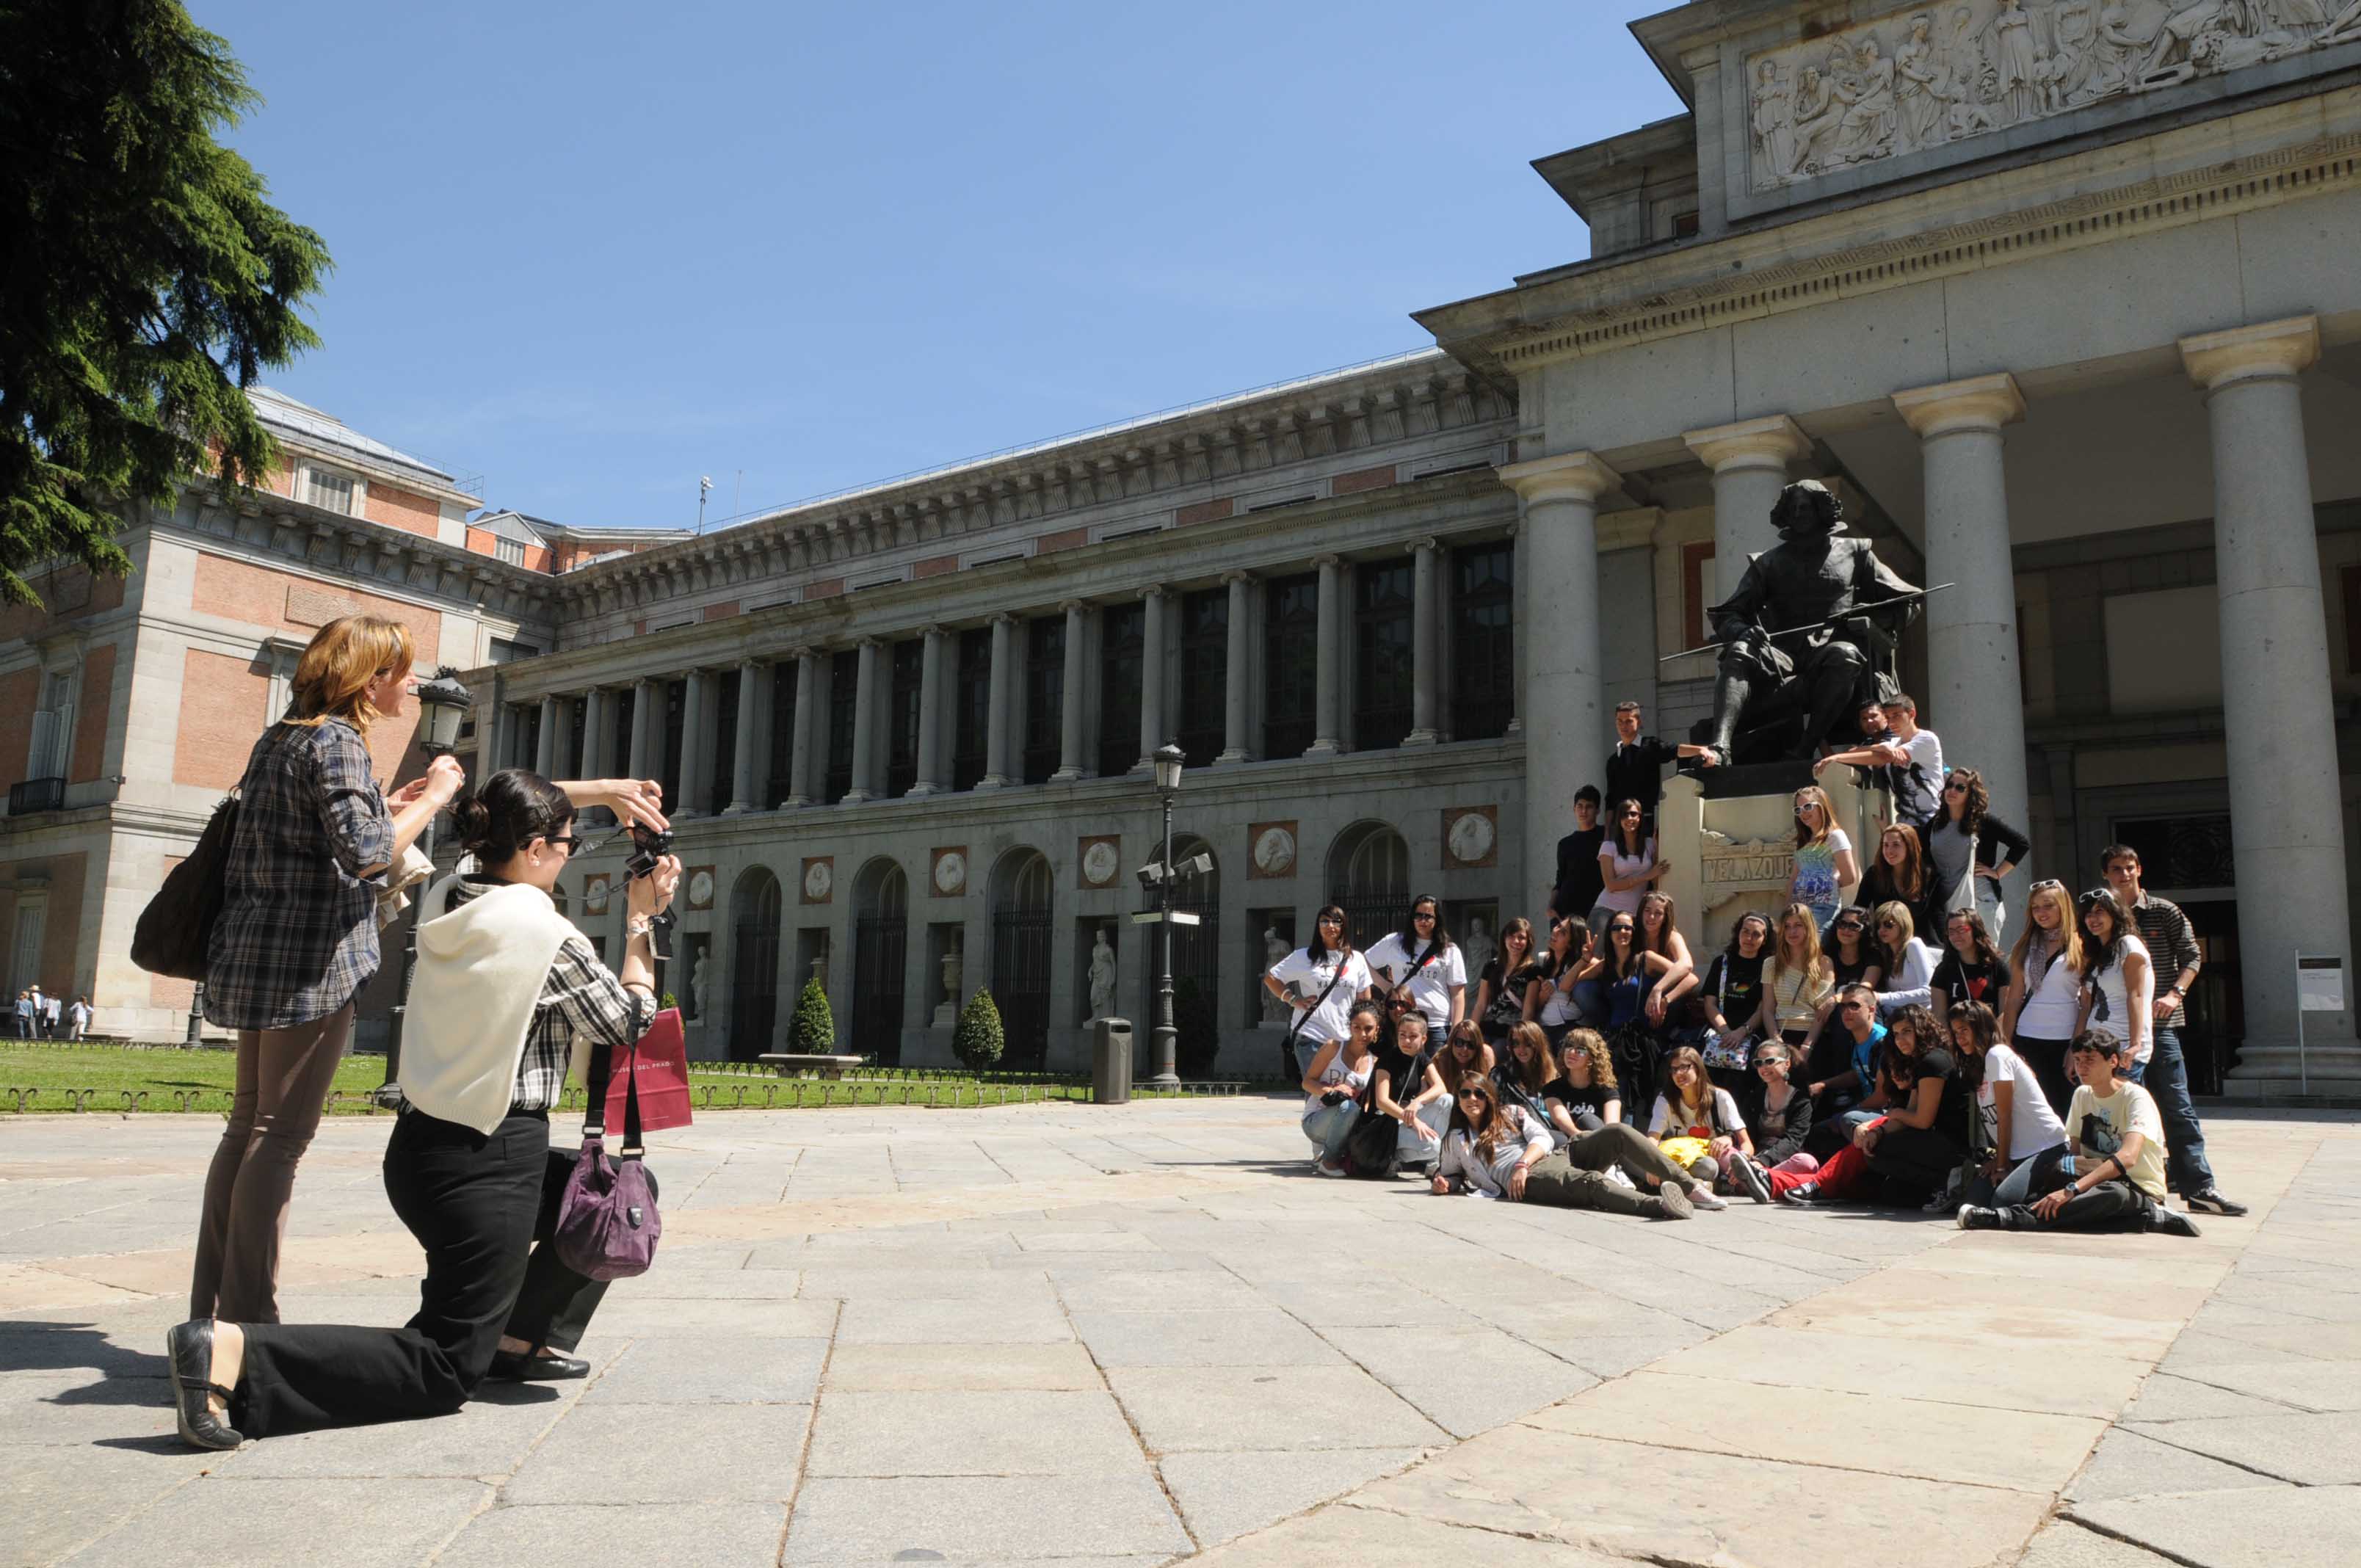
[1597,836,1657,916]
[1887,728,1944,822]
[1268,946,1371,1047]
[1302,1041,1375,1117]
[1364,932,1468,1035]
[1437,1106,1550,1198]
[2068,1078,2167,1199]
[2014,939,2083,1039]
[1876,938,1941,1014]
[1648,1087,1745,1139]
[2083,934,2155,1065]
[1977,1042,2067,1161]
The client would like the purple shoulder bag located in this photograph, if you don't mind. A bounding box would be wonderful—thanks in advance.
[554,1027,662,1281]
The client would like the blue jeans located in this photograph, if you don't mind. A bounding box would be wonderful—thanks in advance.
[1301,1100,1359,1162]
[2140,1026,2214,1193]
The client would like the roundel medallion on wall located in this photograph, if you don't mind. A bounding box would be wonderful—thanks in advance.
[1248,821,1298,879]
[931,847,968,897]
[686,867,717,911]
[1443,805,1499,870]
[1079,836,1121,888]
[802,857,835,904]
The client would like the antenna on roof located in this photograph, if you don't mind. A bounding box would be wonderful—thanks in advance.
[697,475,713,533]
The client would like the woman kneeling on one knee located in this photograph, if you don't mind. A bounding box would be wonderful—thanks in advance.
[165,769,683,1451]
[1432,1070,1705,1221]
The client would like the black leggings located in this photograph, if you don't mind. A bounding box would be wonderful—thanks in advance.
[2014,1035,2075,1120]
[233,1108,634,1438]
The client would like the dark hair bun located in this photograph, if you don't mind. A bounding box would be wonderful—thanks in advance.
[452,769,574,865]
[449,794,494,857]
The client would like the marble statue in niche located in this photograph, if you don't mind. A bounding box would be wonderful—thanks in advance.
[1261,925,1292,1024]
[1087,928,1117,1022]
[1748,0,2360,192]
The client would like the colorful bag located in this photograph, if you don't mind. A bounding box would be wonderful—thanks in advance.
[1700,1029,1753,1074]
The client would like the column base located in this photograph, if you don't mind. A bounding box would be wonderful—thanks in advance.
[1049,767,1085,783]
[1214,749,1250,766]
[1302,740,1341,759]
[976,776,1009,791]
[1403,728,1439,747]
[906,783,940,798]
[2222,1041,2361,1100]
[721,802,752,816]
[780,796,810,810]
[839,789,871,805]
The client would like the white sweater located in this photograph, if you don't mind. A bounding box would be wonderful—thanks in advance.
[399,876,579,1133]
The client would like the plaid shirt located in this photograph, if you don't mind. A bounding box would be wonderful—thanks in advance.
[2131,893,2202,1030]
[206,719,395,1031]
[438,876,656,1111]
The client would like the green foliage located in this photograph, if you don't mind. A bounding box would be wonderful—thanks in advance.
[788,976,835,1053]
[952,988,1005,1070]
[0,0,331,607]
[1172,978,1220,1081]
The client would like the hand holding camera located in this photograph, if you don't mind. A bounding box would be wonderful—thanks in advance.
[627,853,681,923]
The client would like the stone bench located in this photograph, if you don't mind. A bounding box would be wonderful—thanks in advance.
[757,1053,868,1080]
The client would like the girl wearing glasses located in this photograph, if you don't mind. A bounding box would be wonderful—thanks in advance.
[1823,905,1885,991]
[1265,904,1373,1079]
[1431,1070,1701,1220]
[2002,881,2084,1117]
[1365,895,1466,1043]
[1918,766,2028,939]
[1787,785,1857,931]
[1869,901,1940,1015]
[1595,797,1668,926]
[1571,910,1678,1111]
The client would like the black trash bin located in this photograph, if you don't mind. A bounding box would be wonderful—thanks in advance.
[1092,1017,1134,1104]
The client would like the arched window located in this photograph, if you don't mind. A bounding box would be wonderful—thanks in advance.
[990,849,1054,1069]
[1327,821,1412,948]
[727,868,784,1061]
[852,860,910,1065]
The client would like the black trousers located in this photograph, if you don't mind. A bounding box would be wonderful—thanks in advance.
[233,1108,632,1437]
[2014,1034,2075,1120]
[1998,1147,2153,1233]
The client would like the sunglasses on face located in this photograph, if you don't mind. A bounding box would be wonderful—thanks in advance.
[1413,912,1437,922]
[1840,1001,1868,1013]
[1318,916,1343,926]
[1835,921,1863,933]
[1610,925,1633,936]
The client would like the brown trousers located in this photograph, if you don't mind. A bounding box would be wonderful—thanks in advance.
[189,1006,352,1322]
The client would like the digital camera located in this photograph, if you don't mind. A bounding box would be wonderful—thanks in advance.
[625,824,674,881]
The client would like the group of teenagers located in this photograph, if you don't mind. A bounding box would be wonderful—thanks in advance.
[1266,696,2245,1239]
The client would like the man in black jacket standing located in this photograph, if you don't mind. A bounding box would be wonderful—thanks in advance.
[1606,703,1680,838]
[1548,786,1606,929]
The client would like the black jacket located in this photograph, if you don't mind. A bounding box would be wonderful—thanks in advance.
[1551,827,1606,917]
[1747,1081,1816,1168]
[1605,738,1679,823]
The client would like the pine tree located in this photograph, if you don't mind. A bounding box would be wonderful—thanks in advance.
[953,988,1005,1070]
[788,976,834,1053]
[0,0,331,607]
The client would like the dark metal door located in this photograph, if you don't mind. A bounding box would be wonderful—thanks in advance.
[992,911,1053,1070]
[729,912,781,1061]
[854,915,908,1066]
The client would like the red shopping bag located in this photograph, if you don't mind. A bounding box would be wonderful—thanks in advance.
[601,1007,694,1133]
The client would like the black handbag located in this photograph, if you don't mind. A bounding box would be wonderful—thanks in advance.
[131,793,240,981]
[1343,1046,1432,1179]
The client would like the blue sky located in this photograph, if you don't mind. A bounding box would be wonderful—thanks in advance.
[191,2,1683,530]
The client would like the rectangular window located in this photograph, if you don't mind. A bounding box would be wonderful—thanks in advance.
[488,636,542,664]
[1352,562,1413,751]
[660,680,686,808]
[710,668,739,816]
[766,662,796,805]
[494,537,526,566]
[825,651,857,802]
[1176,588,1227,769]
[1098,602,1145,780]
[1681,540,1716,652]
[1450,542,1515,741]
[613,687,636,785]
[1023,616,1065,785]
[888,639,923,796]
[1263,572,1319,760]
[302,468,356,515]
[26,671,73,781]
[953,628,991,790]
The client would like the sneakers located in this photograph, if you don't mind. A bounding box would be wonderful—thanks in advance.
[1689,1183,1728,1211]
[1778,1181,1819,1208]
[1730,1156,1773,1206]
[1922,1190,1959,1216]
[1956,1205,2006,1231]
[1603,1164,1637,1190]
[1654,1181,1695,1221]
[2149,1208,2203,1238]
[2186,1189,2247,1217]
[1315,1159,1348,1179]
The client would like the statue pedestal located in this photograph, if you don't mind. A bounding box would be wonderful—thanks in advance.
[932,1002,956,1028]
[1659,763,1891,954]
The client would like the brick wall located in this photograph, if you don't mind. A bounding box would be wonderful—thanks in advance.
[0,565,126,643]
[465,527,551,572]
[69,645,115,784]
[173,649,269,789]
[0,668,39,792]
[192,551,442,660]
[365,483,443,540]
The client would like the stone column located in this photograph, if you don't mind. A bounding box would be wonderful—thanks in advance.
[1498,451,1618,914]
[1052,600,1088,781]
[786,650,818,807]
[584,687,614,780]
[534,695,561,778]
[2181,316,2357,1092]
[1307,553,1342,757]
[1892,374,2031,882]
[1505,520,1523,738]
[725,658,761,814]
[910,625,946,796]
[979,614,1015,790]
[1406,536,1440,747]
[1136,586,1167,769]
[1218,570,1252,764]
[844,638,880,804]
[628,678,659,782]
[676,669,711,818]
[1684,414,1812,601]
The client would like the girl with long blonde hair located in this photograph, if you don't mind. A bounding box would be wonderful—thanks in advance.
[1787,785,1857,929]
[2002,880,2084,1117]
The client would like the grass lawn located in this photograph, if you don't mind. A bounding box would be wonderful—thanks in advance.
[0,1043,1210,1116]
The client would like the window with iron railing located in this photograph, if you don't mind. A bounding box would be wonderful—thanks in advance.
[1451,542,1515,741]
[1354,562,1413,750]
[1098,603,1145,779]
[1263,573,1318,760]
[1022,617,1064,785]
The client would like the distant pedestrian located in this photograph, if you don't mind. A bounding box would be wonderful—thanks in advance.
[27,984,46,1037]
[12,990,30,1039]
[68,996,92,1041]
[44,994,61,1037]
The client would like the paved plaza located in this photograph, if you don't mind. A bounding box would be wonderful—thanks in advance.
[1,1097,2355,1567]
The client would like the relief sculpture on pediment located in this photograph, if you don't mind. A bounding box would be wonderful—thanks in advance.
[1749,0,2361,193]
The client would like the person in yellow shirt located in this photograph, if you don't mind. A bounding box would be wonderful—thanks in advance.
[1955,1029,2198,1237]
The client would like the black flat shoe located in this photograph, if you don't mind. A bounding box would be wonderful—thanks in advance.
[166,1320,242,1451]
[486,1347,591,1382]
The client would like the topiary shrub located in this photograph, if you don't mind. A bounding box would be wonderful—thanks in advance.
[953,987,1005,1070]
[788,976,835,1053]
[1172,978,1220,1081]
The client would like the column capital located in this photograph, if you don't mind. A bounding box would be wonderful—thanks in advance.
[737,656,761,672]
[1407,534,1440,556]
[1137,583,1167,602]
[920,622,949,639]
[2180,314,2320,391]
[1496,450,1620,505]
[855,635,880,650]
[1311,553,1341,570]
[790,645,819,663]
[1683,413,1810,473]
[1058,598,1087,615]
[1891,372,2027,438]
[1221,568,1254,587]
[989,611,1018,628]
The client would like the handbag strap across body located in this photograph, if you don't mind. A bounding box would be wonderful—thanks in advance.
[1286,957,1354,1050]
[583,1028,645,1154]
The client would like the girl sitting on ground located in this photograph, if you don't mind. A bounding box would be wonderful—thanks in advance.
[1493,1021,1564,1147]
[1947,1000,2065,1207]
[1745,1039,1819,1182]
[1299,1000,1384,1176]
[1545,1028,1621,1137]
[1772,1003,1963,1207]
[1647,1046,1754,1205]
[1375,1010,1451,1171]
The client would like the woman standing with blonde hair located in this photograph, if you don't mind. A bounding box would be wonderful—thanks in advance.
[1786,785,1857,930]
[2002,880,2085,1118]
[193,616,464,1324]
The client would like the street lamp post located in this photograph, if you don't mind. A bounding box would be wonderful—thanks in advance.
[1148,744,1184,1086]
[379,670,474,1106]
